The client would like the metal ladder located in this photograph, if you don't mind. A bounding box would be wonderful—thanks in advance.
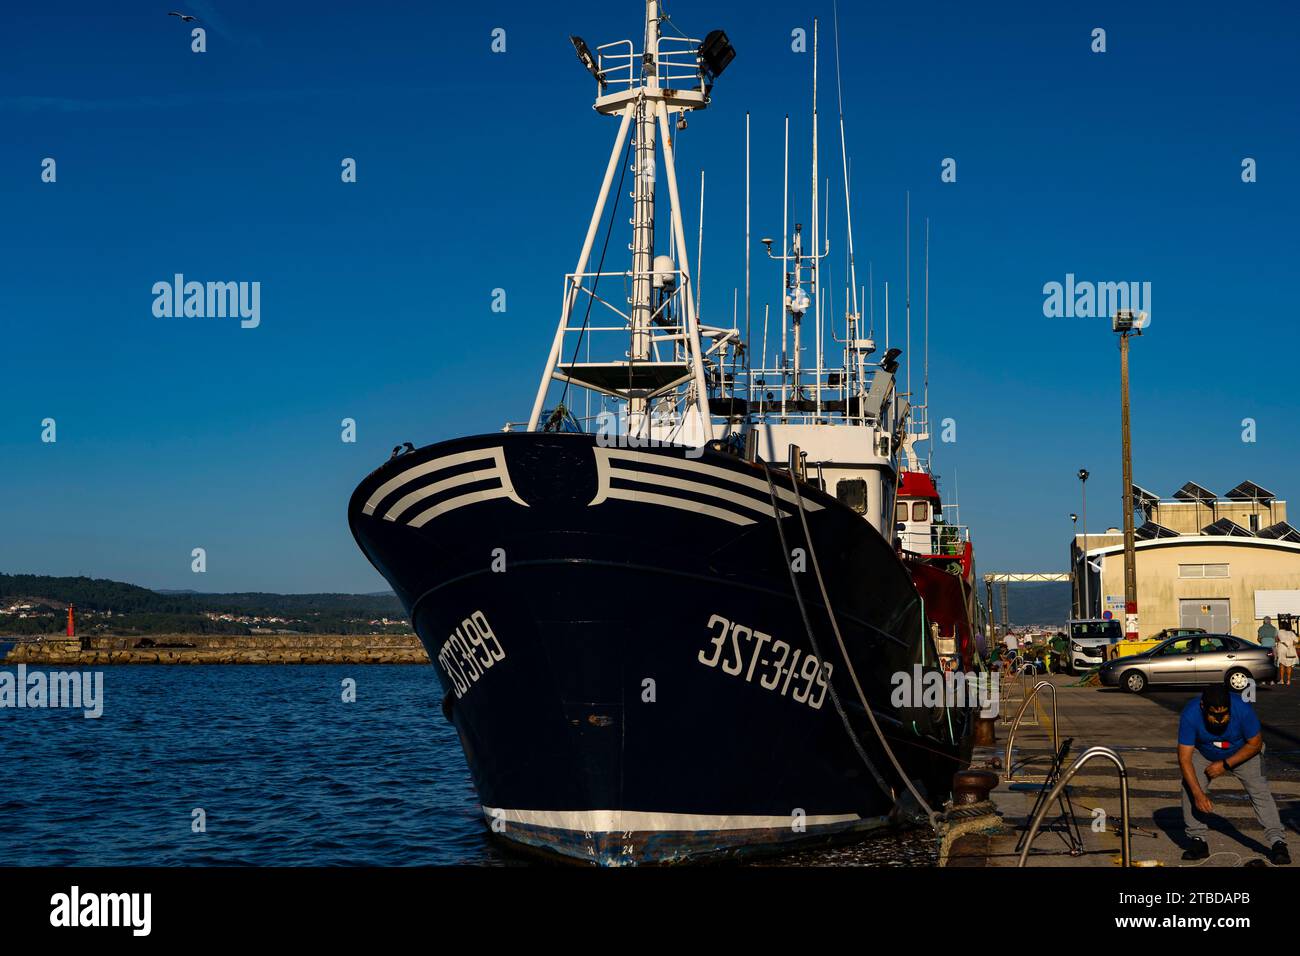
[1017,745,1132,868]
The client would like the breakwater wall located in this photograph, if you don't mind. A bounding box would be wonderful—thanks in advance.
[1,633,430,664]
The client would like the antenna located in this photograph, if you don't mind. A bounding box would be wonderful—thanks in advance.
[811,17,821,415]
[832,0,860,328]
[781,113,789,416]
[905,191,911,400]
[884,279,889,350]
[745,111,751,400]
[925,216,931,470]
[697,169,705,318]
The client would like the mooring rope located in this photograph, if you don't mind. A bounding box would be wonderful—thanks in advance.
[761,461,895,803]
[764,459,942,829]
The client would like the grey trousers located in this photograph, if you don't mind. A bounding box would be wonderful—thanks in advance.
[1182,749,1287,846]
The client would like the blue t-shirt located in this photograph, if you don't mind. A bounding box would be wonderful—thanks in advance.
[1178,694,1261,762]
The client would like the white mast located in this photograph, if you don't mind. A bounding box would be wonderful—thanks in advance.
[629,0,661,400]
[528,2,731,442]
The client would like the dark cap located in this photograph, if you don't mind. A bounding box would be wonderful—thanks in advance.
[1201,684,1230,709]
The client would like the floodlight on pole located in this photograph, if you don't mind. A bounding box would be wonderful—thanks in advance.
[699,29,736,84]
[1069,513,1079,615]
[1078,469,1090,618]
[570,35,606,89]
[1115,311,1143,639]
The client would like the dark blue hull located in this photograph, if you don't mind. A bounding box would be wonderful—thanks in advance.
[348,432,966,865]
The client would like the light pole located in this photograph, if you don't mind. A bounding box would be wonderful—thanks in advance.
[1114,310,1146,640]
[1078,469,1090,617]
[1070,513,1079,616]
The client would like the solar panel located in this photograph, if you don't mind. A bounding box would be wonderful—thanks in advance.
[1174,482,1217,503]
[1258,521,1300,542]
[1201,517,1253,537]
[1131,483,1160,506]
[1131,483,1160,518]
[1135,522,1179,540]
[1225,480,1275,504]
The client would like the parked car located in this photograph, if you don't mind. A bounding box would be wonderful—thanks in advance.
[1098,633,1277,693]
[1064,617,1123,674]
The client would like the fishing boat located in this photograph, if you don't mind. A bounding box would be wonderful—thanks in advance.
[899,468,980,671]
[892,220,981,673]
[349,1,970,865]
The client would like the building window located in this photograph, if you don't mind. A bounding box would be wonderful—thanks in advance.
[836,479,867,515]
[912,501,929,522]
[1179,563,1229,579]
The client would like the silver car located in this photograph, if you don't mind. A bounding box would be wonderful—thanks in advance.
[1098,633,1277,694]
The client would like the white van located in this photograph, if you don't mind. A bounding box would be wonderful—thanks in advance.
[1065,618,1122,674]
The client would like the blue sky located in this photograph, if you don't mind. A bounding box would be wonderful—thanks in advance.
[1,0,1297,593]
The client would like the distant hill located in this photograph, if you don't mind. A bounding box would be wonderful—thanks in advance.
[0,574,409,636]
[997,581,1071,627]
[1,575,195,614]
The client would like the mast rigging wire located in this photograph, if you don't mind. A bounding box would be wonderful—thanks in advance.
[553,127,635,424]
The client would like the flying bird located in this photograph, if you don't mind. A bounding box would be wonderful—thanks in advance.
[168,11,200,22]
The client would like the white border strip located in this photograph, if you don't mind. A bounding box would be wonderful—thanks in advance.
[484,806,862,832]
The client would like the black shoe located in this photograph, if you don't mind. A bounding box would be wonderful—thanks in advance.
[1182,838,1210,860]
[1270,841,1291,865]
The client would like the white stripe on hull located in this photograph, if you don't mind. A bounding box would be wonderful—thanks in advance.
[590,447,823,525]
[408,486,521,528]
[383,466,503,522]
[362,447,528,522]
[603,487,754,525]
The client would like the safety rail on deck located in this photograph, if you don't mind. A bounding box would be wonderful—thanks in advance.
[747,364,889,426]
[596,37,705,93]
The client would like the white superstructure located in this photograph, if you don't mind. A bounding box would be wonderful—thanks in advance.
[525,4,907,540]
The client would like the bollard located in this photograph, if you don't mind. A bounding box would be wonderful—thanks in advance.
[952,769,999,805]
[973,715,997,746]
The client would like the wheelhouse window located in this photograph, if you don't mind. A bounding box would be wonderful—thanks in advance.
[911,501,929,522]
[895,502,909,523]
[836,479,867,515]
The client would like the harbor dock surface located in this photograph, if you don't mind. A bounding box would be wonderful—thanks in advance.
[1,633,428,664]
[947,674,1300,867]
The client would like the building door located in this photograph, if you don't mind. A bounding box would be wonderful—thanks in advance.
[1180,599,1231,635]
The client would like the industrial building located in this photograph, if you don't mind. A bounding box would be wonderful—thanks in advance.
[1070,480,1300,638]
